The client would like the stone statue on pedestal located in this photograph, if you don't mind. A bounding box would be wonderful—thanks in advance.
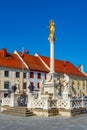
[11,85,17,93]
[15,80,20,93]
[62,74,70,92]
[62,74,72,99]
[39,80,44,94]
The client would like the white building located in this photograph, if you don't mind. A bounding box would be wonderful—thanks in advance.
[0,48,87,99]
[0,48,29,99]
[0,48,47,99]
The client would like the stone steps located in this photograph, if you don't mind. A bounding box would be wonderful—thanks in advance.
[1,106,34,117]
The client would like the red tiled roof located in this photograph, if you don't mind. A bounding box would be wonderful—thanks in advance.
[0,49,25,69]
[19,53,49,72]
[0,48,86,77]
[39,55,86,77]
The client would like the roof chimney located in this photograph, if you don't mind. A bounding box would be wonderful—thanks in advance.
[2,48,7,57]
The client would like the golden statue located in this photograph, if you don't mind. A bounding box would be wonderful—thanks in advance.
[49,20,55,39]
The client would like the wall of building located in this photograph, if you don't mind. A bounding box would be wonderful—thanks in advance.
[0,66,87,98]
[0,67,29,93]
[57,73,87,97]
[0,67,46,97]
[69,75,87,97]
[29,70,46,90]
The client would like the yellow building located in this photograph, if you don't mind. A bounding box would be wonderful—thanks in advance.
[35,53,87,97]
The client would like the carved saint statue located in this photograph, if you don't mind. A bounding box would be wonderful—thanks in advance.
[49,20,55,39]
[63,74,70,92]
[39,80,44,94]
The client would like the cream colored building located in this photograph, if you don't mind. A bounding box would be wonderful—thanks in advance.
[35,54,87,97]
[0,48,30,99]
[0,48,47,99]
[0,48,87,99]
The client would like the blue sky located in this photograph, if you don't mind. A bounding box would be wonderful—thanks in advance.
[0,0,87,72]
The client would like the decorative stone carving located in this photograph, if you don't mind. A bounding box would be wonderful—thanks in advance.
[39,80,44,94]
[15,80,20,93]
[61,74,72,99]
[62,74,71,92]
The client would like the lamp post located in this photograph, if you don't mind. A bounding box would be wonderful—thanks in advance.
[64,60,69,74]
[21,48,24,94]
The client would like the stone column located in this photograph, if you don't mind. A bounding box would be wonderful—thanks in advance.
[27,93,33,109]
[10,93,15,107]
[49,37,55,73]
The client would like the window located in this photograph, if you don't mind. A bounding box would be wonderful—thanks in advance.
[38,73,41,79]
[4,93,8,97]
[0,70,1,77]
[16,72,20,78]
[4,81,9,89]
[23,82,26,89]
[86,80,87,91]
[30,82,34,86]
[72,78,74,87]
[30,72,34,78]
[23,73,26,78]
[72,83,74,91]
[83,80,85,90]
[78,85,80,90]
[78,79,80,90]
[29,82,34,92]
[37,83,40,89]
[0,80,1,89]
[45,74,46,79]
[4,71,9,77]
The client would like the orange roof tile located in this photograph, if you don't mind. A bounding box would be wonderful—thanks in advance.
[0,48,86,77]
[19,53,49,72]
[39,55,86,77]
[0,49,25,69]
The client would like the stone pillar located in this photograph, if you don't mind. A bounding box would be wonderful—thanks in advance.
[62,91,72,100]
[82,97,85,108]
[10,93,15,107]
[49,37,55,73]
[27,93,33,109]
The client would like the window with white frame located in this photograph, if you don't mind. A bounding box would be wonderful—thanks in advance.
[30,72,34,78]
[4,81,9,89]
[37,73,41,79]
[4,71,9,77]
[15,72,20,78]
[23,82,26,89]
[37,83,40,89]
[23,73,26,78]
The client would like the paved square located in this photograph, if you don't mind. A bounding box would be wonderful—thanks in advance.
[0,114,87,130]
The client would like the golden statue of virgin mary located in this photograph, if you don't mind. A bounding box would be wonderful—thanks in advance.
[49,20,55,39]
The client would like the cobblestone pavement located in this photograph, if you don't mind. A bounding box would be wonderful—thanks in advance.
[0,113,87,130]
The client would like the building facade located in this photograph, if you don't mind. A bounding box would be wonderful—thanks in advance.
[0,48,87,98]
